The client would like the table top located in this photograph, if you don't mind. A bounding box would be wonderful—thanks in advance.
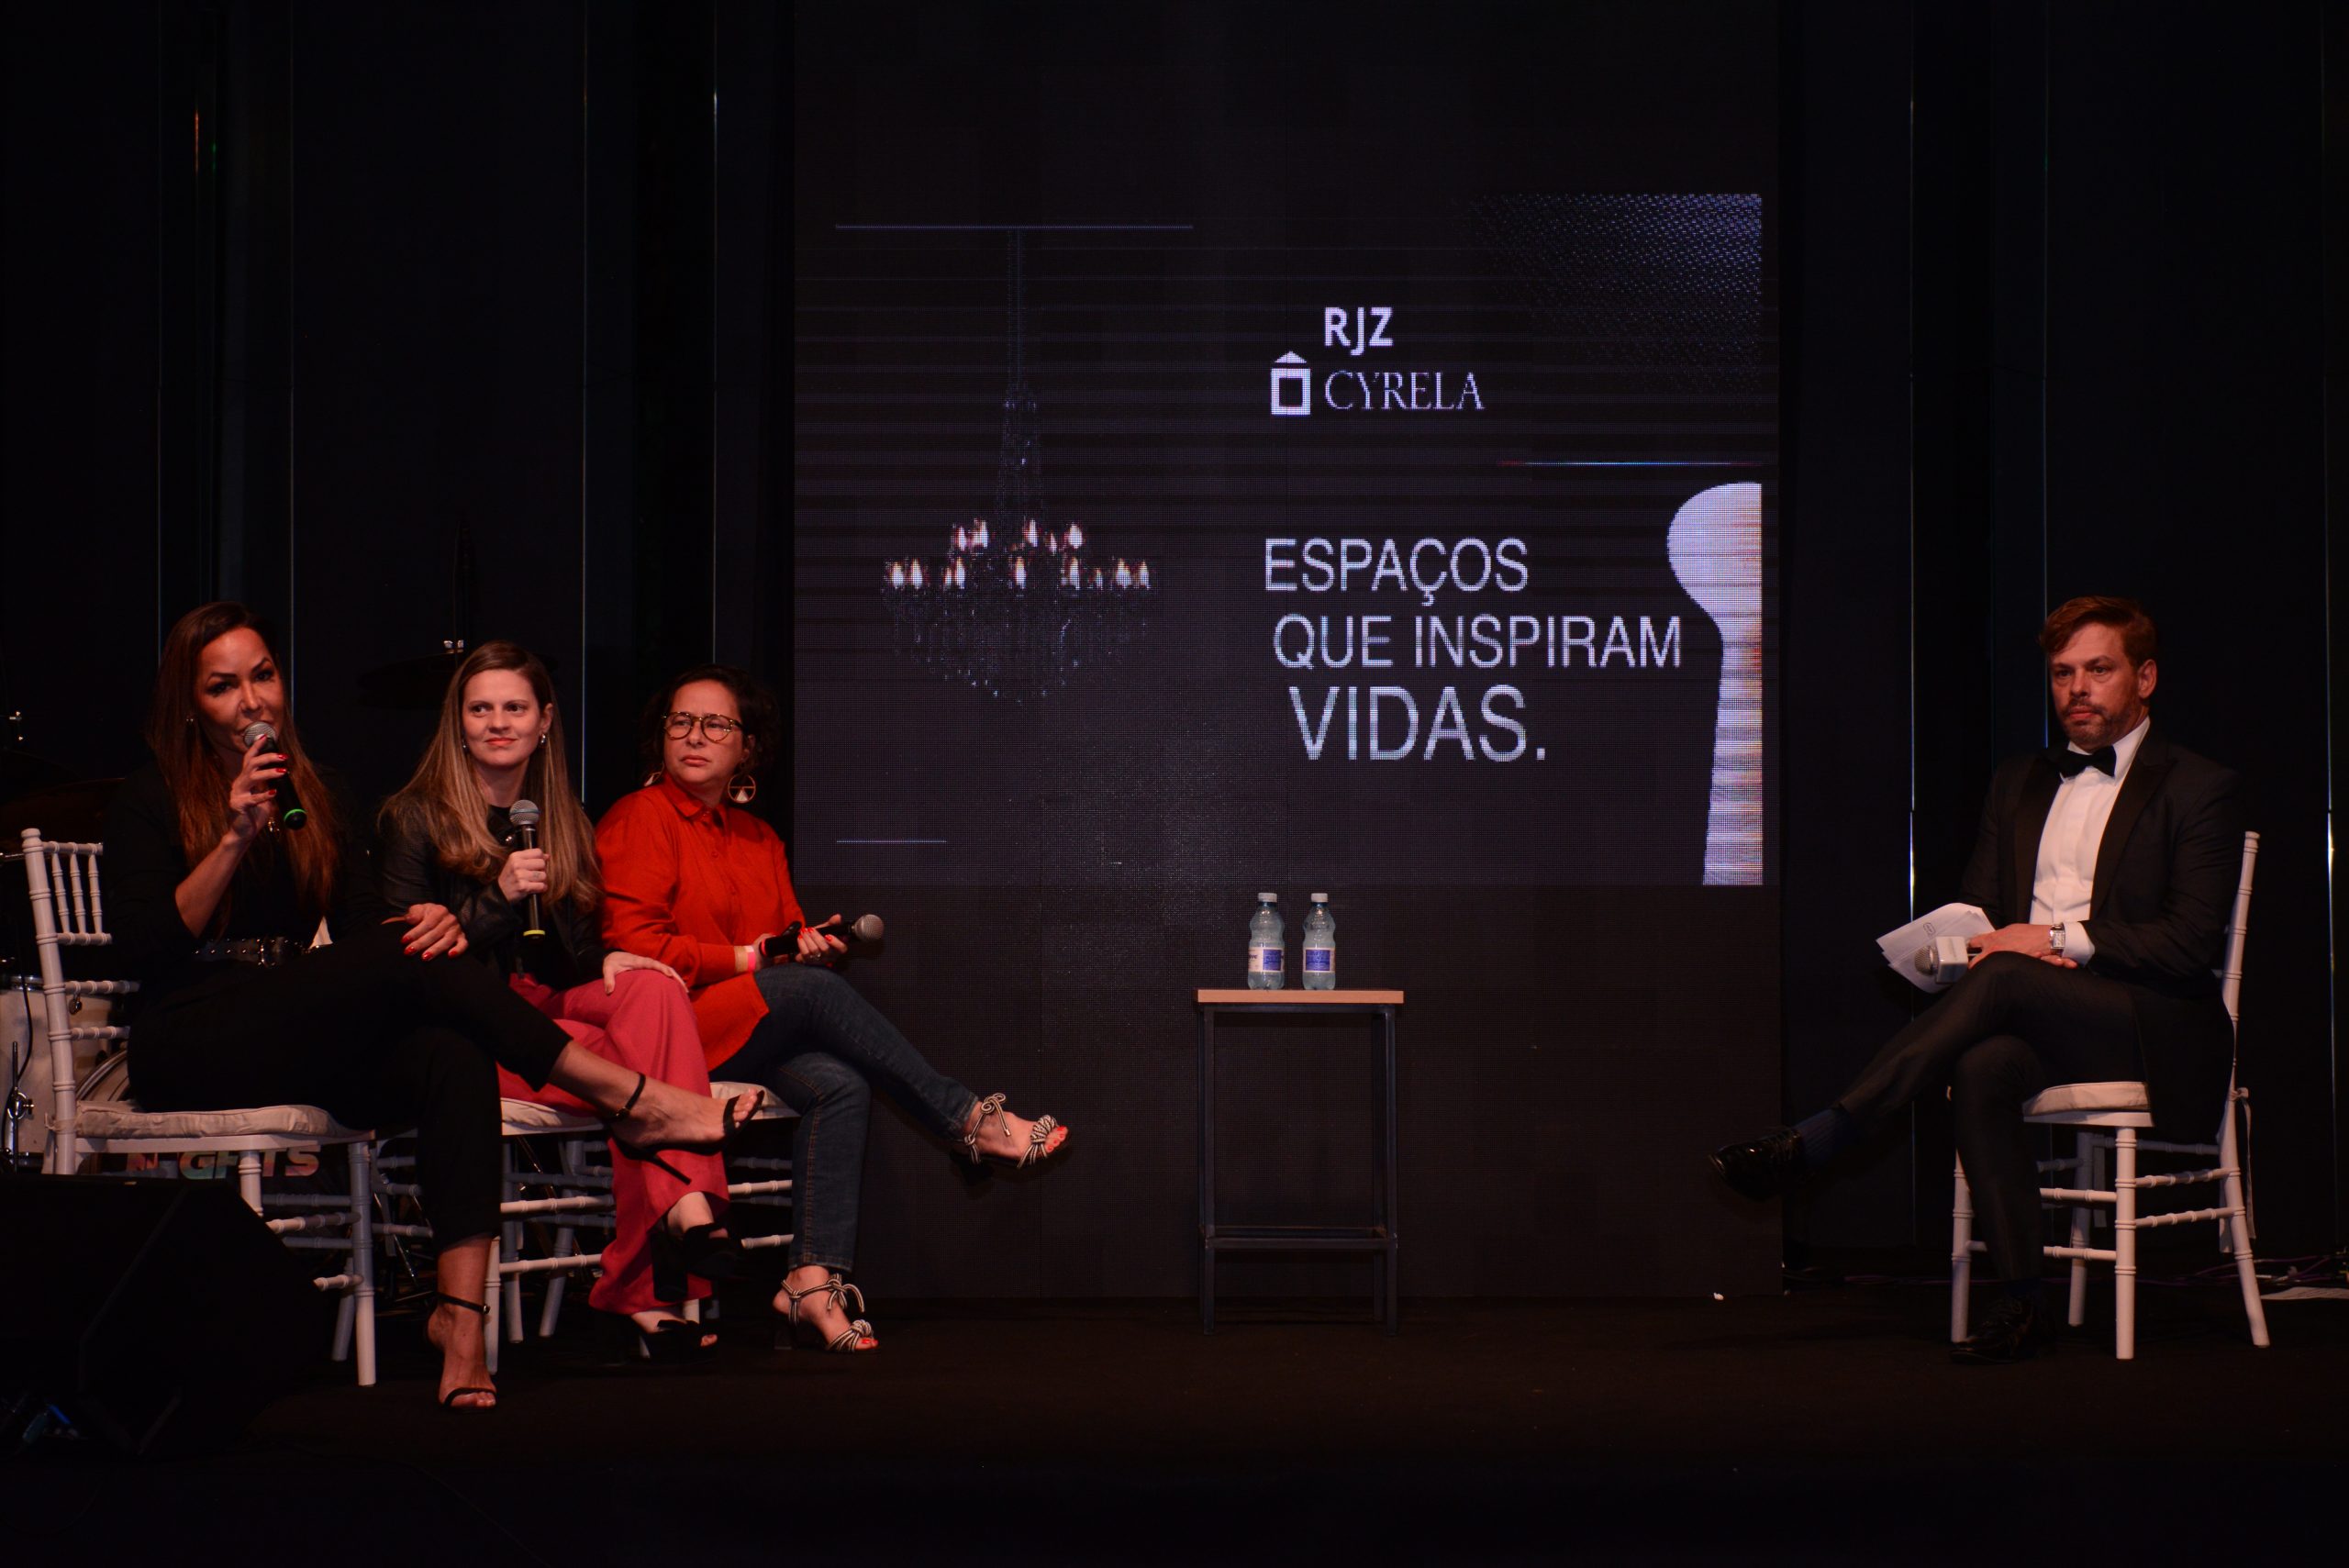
[1195,988,1404,1006]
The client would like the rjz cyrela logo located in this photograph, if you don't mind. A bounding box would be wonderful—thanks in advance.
[1269,307,1485,417]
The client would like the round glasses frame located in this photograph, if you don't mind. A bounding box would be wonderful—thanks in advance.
[663,711,743,740]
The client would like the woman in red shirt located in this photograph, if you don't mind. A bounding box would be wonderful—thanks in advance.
[598,665,1068,1351]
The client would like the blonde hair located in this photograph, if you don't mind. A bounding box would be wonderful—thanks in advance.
[380,641,600,909]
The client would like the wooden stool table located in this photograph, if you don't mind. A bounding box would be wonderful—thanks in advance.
[1195,988,1403,1335]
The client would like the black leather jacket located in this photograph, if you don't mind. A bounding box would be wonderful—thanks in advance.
[376,803,605,991]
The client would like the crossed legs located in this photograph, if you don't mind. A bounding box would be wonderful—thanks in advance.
[719,964,1067,1347]
[1823,953,2143,1279]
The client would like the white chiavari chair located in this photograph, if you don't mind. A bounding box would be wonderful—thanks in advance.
[376,1080,796,1369]
[1952,830,2269,1360]
[20,828,380,1384]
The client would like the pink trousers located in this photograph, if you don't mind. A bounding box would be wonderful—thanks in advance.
[496,969,729,1316]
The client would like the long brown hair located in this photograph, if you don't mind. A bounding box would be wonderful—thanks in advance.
[380,640,600,909]
[144,602,344,921]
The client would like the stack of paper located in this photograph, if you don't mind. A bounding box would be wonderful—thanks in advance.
[1875,903,1992,993]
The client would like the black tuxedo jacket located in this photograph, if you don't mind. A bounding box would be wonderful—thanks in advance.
[1955,726,2245,1136]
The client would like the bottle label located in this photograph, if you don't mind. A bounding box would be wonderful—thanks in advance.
[1304,947,1334,973]
[1249,945,1283,973]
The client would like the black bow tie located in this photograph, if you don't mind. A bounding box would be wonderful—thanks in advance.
[2049,745,2117,779]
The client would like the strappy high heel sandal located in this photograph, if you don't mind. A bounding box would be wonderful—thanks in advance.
[604,1072,757,1179]
[429,1293,497,1412]
[959,1091,1069,1172]
[774,1273,878,1353]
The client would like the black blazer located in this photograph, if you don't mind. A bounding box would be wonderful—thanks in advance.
[1955,725,2245,1136]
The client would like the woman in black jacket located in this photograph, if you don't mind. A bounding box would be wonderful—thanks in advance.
[108,604,742,1408]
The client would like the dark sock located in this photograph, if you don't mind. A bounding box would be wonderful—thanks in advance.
[1792,1105,1861,1169]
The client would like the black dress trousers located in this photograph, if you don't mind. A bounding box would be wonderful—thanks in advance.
[131,919,573,1245]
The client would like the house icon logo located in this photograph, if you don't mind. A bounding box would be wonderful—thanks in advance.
[1270,351,1310,417]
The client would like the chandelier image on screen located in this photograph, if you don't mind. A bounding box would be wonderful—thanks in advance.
[880,233,1157,701]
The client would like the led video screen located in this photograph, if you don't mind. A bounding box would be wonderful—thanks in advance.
[795,199,1773,891]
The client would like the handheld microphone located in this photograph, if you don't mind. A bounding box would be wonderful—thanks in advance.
[763,913,883,962]
[509,798,545,940]
[1914,935,1973,986]
[237,721,309,828]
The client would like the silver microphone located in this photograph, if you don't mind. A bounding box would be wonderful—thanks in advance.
[509,797,544,940]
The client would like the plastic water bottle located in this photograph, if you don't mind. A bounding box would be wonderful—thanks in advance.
[1302,894,1335,989]
[1246,893,1285,989]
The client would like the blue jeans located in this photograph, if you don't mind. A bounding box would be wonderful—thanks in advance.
[721,964,979,1273]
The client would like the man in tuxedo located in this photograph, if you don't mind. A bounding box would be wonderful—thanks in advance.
[1713,595,2243,1362]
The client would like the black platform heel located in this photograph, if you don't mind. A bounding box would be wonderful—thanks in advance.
[650,1221,749,1303]
[600,1310,718,1365]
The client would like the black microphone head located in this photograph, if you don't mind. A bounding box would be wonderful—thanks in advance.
[848,914,884,944]
[509,798,542,829]
[238,720,278,750]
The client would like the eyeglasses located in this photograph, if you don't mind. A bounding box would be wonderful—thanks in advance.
[663,711,743,740]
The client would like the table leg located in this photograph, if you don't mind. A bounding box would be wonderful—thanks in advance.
[1384,1006,1399,1334]
[1199,1007,1216,1336]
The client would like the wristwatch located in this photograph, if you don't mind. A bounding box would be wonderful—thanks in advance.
[2048,922,2066,956]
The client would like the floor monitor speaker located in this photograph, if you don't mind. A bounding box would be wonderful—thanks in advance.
[0,1175,328,1455]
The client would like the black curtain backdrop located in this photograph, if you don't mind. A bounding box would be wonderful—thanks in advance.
[1,0,2340,1285]
[1785,0,2338,1258]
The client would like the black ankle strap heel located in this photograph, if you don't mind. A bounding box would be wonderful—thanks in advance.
[429,1293,495,1411]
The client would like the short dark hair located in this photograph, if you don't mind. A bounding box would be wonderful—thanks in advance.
[639,663,783,784]
[2040,595,2157,667]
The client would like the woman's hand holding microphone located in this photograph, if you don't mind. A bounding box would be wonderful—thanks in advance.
[497,846,550,905]
[737,916,848,973]
[221,729,286,847]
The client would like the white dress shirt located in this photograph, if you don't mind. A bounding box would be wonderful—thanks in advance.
[2026,714,2152,962]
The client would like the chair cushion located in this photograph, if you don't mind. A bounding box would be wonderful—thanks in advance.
[2023,1081,2151,1116]
[498,1098,603,1134]
[74,1098,367,1140]
[710,1081,792,1118]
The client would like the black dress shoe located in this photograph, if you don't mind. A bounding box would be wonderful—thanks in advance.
[1709,1127,1807,1200]
[1953,1295,2054,1365]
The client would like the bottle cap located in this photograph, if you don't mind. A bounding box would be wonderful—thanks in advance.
[1310,893,1328,903]
[1258,892,1277,903]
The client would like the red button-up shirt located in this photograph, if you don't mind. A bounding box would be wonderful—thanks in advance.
[596,775,807,1068]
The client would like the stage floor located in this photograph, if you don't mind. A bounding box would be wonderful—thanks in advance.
[11,1267,2345,1562]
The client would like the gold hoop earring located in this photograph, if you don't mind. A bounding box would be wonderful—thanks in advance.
[727,771,759,806]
